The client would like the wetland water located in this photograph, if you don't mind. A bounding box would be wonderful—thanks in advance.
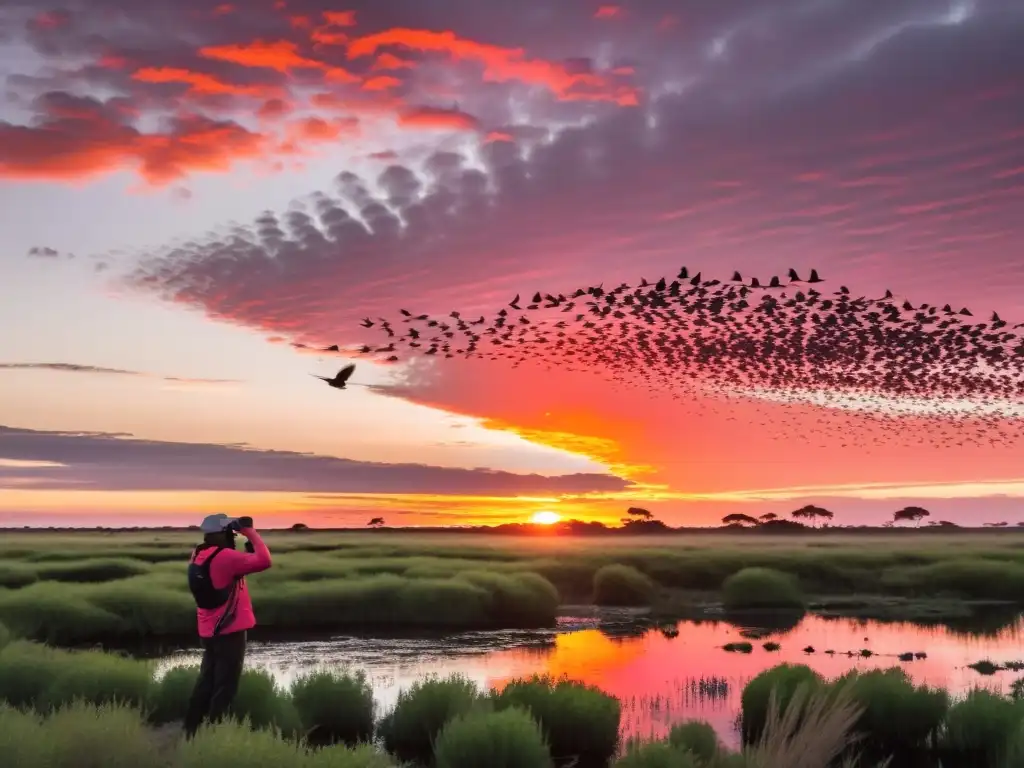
[154,612,1024,746]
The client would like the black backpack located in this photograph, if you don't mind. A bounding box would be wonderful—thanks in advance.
[187,547,237,610]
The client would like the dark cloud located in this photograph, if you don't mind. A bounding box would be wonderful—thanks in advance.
[0,363,239,385]
[26,246,60,258]
[0,425,633,494]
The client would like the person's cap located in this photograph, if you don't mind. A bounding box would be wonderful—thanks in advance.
[199,513,239,533]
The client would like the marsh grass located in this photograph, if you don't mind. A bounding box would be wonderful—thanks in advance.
[593,564,657,606]
[290,669,374,746]
[230,668,301,734]
[492,675,620,767]
[836,668,948,758]
[741,664,824,744]
[6,532,1024,644]
[0,640,151,711]
[377,674,482,764]
[433,706,554,768]
[941,688,1023,765]
[667,720,720,762]
[722,568,806,611]
[149,665,199,725]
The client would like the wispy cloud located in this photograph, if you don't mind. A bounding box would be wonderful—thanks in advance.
[0,425,633,495]
[0,362,239,386]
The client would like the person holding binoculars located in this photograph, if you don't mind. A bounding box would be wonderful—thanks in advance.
[184,513,273,738]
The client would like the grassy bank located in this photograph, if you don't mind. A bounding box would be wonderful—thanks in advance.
[1,531,1023,645]
[4,631,1024,767]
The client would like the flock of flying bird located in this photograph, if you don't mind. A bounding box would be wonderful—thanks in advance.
[308,267,1024,449]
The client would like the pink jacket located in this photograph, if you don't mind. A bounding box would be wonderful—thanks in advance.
[191,529,272,638]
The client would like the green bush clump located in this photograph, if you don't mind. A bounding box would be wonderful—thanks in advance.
[592,565,656,607]
[377,674,481,764]
[229,669,300,735]
[492,676,620,767]
[614,740,700,768]
[38,647,153,712]
[667,720,720,762]
[0,583,124,645]
[0,640,150,712]
[3,701,165,767]
[721,568,805,611]
[836,668,947,753]
[0,622,10,650]
[148,666,199,725]
[456,571,560,627]
[941,689,1022,765]
[434,707,553,768]
[0,564,37,589]
[291,670,374,746]
[32,558,152,583]
[741,664,823,743]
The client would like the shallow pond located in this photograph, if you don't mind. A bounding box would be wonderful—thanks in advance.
[154,611,1024,746]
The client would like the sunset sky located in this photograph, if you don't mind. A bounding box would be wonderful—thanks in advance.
[2,0,1024,528]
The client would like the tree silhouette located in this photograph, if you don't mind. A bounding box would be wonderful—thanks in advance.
[290,522,308,531]
[759,513,778,522]
[893,506,930,526]
[626,507,653,520]
[367,517,385,528]
[722,513,760,527]
[791,505,834,527]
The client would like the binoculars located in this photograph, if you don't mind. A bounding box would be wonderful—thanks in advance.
[226,516,254,532]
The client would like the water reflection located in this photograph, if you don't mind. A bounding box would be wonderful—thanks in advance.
[155,613,1024,747]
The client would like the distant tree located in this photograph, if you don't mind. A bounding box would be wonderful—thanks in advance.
[893,506,930,526]
[985,522,1009,528]
[290,522,309,531]
[368,517,385,528]
[626,507,654,520]
[937,521,959,528]
[791,505,834,528]
[722,513,760,527]
[759,513,778,522]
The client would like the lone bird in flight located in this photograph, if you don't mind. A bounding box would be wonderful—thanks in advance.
[312,364,356,390]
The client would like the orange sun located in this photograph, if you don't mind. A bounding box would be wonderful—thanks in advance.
[530,510,562,525]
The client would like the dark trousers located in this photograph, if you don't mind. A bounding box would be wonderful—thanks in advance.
[183,630,247,738]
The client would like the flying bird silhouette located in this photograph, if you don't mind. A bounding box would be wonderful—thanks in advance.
[312,364,356,390]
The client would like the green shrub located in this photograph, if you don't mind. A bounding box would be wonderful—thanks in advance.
[291,670,374,746]
[434,707,553,768]
[39,701,165,767]
[0,565,36,589]
[668,720,720,762]
[378,674,481,764]
[180,717,311,767]
[148,665,199,724]
[230,669,300,735]
[39,647,153,712]
[741,664,823,743]
[0,640,67,708]
[492,676,620,766]
[456,571,559,626]
[32,558,152,583]
[836,668,947,751]
[942,689,1022,764]
[613,740,699,768]
[0,640,153,712]
[0,584,123,644]
[0,622,10,650]
[592,565,656,607]
[721,568,805,611]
